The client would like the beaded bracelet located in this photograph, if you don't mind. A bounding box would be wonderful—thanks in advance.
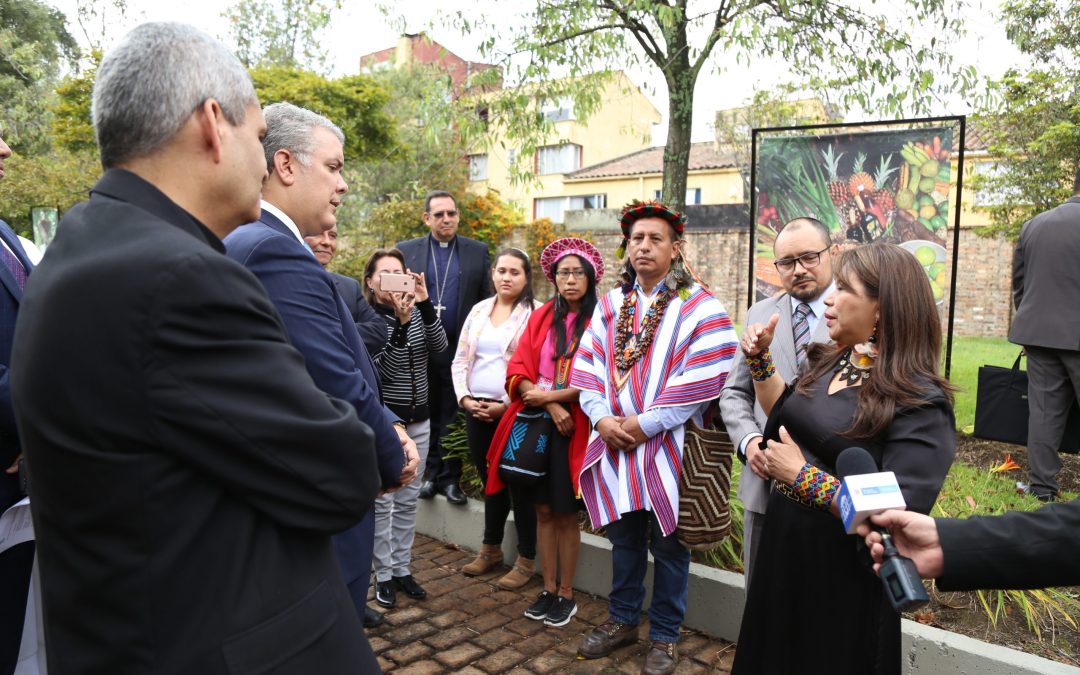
[791,463,840,511]
[746,349,776,382]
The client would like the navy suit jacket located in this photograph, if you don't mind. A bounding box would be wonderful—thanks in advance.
[0,221,32,509]
[225,211,404,587]
[331,271,386,357]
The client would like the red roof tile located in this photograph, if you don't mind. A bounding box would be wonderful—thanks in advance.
[566,142,736,180]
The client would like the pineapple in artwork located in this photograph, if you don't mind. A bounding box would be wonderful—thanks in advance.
[822,144,850,207]
[872,154,898,213]
[848,152,875,199]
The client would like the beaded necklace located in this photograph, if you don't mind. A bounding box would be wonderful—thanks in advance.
[835,345,876,385]
[554,335,579,389]
[613,284,672,390]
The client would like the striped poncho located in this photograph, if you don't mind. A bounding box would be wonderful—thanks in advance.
[570,282,737,537]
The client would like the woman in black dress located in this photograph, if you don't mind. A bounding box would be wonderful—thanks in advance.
[732,242,955,674]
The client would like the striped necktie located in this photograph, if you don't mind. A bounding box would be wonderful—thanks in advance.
[0,244,27,290]
[793,302,811,368]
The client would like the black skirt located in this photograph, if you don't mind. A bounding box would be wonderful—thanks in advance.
[732,489,900,674]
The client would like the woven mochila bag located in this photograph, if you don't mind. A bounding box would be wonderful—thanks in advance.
[676,420,734,551]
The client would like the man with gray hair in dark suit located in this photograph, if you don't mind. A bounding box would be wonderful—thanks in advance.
[11,23,381,674]
[1011,168,1080,503]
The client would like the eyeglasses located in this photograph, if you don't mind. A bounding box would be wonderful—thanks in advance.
[774,246,829,273]
[429,210,458,219]
[555,269,587,279]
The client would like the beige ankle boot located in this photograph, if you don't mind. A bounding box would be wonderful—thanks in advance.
[497,556,535,589]
[462,544,503,576]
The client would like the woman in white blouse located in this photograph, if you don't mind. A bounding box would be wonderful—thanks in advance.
[453,248,541,588]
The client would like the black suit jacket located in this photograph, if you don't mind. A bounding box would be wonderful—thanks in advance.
[331,271,386,357]
[396,233,491,368]
[11,170,381,674]
[937,498,1080,591]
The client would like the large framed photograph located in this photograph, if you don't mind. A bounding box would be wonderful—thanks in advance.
[750,117,966,374]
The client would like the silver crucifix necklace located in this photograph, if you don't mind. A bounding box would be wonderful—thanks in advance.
[429,238,457,318]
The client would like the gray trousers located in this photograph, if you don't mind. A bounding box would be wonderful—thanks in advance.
[373,419,431,582]
[741,508,766,590]
[1026,346,1080,496]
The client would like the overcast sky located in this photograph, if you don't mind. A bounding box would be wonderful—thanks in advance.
[46,0,1026,144]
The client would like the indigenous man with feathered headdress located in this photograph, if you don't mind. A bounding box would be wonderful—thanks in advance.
[570,200,737,674]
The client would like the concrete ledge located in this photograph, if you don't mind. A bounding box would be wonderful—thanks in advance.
[416,496,1079,674]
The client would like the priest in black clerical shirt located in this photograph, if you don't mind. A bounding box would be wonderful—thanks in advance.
[397,191,492,504]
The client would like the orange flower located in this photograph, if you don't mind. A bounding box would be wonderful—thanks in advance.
[990,454,1021,473]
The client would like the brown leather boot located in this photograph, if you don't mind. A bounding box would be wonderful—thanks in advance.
[496,556,534,589]
[641,640,677,675]
[577,620,639,659]
[461,544,503,576]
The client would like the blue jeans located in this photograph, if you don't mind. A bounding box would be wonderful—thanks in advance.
[605,509,690,643]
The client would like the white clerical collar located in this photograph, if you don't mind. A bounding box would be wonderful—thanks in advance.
[430,234,455,248]
[261,200,306,247]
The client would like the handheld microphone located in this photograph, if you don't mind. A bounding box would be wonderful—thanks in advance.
[836,447,929,613]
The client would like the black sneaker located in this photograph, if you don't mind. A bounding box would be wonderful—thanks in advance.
[375,580,396,608]
[524,590,556,620]
[543,595,578,627]
[393,574,427,599]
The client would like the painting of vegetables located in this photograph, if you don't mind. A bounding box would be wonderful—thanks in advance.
[753,126,957,300]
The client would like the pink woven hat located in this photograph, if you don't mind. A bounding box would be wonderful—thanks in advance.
[540,237,605,284]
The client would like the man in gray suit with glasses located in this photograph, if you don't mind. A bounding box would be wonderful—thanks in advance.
[719,217,836,587]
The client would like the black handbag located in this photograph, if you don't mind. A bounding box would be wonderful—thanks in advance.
[497,407,553,485]
[973,351,1080,452]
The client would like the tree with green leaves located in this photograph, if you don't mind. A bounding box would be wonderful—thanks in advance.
[353,63,471,206]
[0,0,79,153]
[51,62,395,163]
[248,66,394,161]
[223,0,342,72]
[448,0,976,212]
[0,150,100,236]
[971,0,1079,240]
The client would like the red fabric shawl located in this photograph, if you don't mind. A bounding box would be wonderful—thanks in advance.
[484,299,591,496]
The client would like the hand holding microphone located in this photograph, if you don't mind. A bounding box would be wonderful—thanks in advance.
[836,447,930,612]
[857,511,945,580]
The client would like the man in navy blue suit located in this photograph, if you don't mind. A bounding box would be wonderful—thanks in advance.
[0,131,35,675]
[224,102,419,630]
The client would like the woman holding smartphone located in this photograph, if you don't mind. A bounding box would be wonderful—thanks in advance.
[452,248,541,589]
[363,248,449,610]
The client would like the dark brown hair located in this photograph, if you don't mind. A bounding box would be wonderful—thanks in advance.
[494,248,535,310]
[797,242,954,439]
[424,190,456,213]
[362,248,407,306]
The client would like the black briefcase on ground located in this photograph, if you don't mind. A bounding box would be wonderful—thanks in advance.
[973,351,1080,452]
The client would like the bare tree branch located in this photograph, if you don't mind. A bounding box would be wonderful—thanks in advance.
[599,0,667,68]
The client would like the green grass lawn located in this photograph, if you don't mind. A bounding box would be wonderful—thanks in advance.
[945,335,1020,431]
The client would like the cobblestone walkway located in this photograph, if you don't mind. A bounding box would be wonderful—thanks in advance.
[367,534,735,674]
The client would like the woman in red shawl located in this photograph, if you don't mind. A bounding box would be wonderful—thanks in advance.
[486,237,603,628]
